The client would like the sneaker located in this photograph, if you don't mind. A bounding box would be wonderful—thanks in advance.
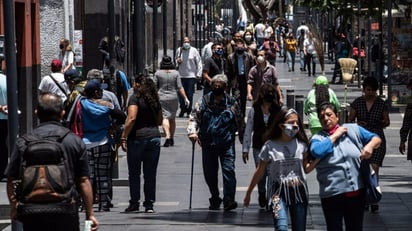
[178,111,185,118]
[145,207,155,213]
[209,197,222,210]
[124,204,139,213]
[224,201,238,211]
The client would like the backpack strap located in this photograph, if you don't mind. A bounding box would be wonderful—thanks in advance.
[49,74,68,97]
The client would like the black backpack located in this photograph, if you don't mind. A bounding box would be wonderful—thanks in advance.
[16,127,78,216]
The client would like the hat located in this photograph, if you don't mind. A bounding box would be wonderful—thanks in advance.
[64,69,81,81]
[51,59,62,72]
[211,74,228,85]
[84,79,104,97]
[160,56,175,69]
[315,75,328,85]
[87,69,104,79]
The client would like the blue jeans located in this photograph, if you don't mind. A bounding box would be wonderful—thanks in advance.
[320,191,365,231]
[202,143,237,203]
[299,50,306,70]
[273,198,307,231]
[253,148,267,194]
[126,136,161,208]
[287,51,296,70]
[178,78,196,113]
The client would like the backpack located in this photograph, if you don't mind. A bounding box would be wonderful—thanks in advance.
[16,127,77,216]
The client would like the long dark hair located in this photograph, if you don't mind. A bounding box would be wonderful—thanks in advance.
[263,107,309,146]
[135,75,161,113]
[315,84,330,109]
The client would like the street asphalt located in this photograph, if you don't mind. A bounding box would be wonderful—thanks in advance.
[1,57,412,230]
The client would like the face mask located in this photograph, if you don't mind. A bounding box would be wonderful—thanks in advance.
[59,44,64,49]
[212,87,225,96]
[245,35,252,42]
[283,124,299,138]
[257,56,265,64]
[215,49,223,56]
[235,47,244,54]
[183,42,191,49]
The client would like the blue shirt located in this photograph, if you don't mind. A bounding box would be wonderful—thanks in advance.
[310,123,378,198]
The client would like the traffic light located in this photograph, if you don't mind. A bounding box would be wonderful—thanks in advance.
[146,0,162,7]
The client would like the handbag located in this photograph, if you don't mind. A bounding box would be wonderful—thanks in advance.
[360,159,382,203]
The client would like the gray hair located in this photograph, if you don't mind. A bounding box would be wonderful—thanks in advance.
[211,74,228,85]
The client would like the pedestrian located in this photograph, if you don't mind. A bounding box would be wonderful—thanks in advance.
[285,32,298,72]
[187,74,245,211]
[87,69,121,110]
[0,64,8,180]
[175,37,202,118]
[236,15,246,31]
[254,19,266,48]
[154,56,190,147]
[399,88,412,162]
[244,107,314,231]
[227,39,255,116]
[304,75,340,135]
[202,42,226,95]
[260,36,280,66]
[297,29,307,72]
[243,30,257,55]
[348,76,390,213]
[81,79,126,212]
[310,102,381,231]
[115,68,132,110]
[201,37,214,62]
[6,92,99,231]
[247,49,284,105]
[58,38,76,73]
[98,34,110,69]
[242,84,281,209]
[331,33,350,84]
[38,59,69,103]
[304,32,317,77]
[121,74,162,213]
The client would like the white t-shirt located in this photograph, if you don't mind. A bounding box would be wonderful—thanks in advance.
[62,51,75,70]
[254,23,266,38]
[38,72,69,103]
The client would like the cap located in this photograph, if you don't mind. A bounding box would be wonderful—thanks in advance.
[315,75,328,85]
[51,59,62,72]
[87,69,104,79]
[84,79,104,97]
[64,69,80,81]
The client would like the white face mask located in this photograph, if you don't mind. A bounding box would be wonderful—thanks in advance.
[257,56,265,64]
[283,124,299,138]
[245,35,252,41]
[183,42,191,49]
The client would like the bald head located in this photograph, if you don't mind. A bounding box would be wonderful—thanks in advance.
[36,93,65,122]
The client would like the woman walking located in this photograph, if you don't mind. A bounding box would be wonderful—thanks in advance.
[154,56,189,147]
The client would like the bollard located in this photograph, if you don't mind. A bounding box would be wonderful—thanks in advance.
[295,95,304,120]
[286,89,295,109]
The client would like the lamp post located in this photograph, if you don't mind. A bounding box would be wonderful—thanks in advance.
[134,0,145,74]
[153,0,159,71]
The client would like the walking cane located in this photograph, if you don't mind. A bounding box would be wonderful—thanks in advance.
[189,142,195,210]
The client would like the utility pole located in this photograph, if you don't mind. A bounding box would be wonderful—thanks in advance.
[134,0,145,74]
[3,0,19,160]
[153,0,159,71]
[162,0,167,56]
[108,0,116,93]
[173,0,177,59]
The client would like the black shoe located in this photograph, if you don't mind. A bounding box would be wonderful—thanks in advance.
[224,201,238,211]
[145,207,155,213]
[163,139,171,147]
[170,138,174,146]
[209,197,222,210]
[99,203,110,212]
[364,204,369,211]
[371,204,379,213]
[258,192,267,208]
[124,204,139,213]
[178,111,185,118]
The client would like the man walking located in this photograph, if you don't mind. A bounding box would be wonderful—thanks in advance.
[38,59,69,103]
[187,74,245,211]
[176,37,202,117]
[6,93,99,231]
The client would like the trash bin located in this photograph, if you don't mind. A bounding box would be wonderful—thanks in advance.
[286,89,295,109]
[295,95,304,120]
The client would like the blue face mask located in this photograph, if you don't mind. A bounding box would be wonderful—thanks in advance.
[215,49,223,56]
[283,124,299,138]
